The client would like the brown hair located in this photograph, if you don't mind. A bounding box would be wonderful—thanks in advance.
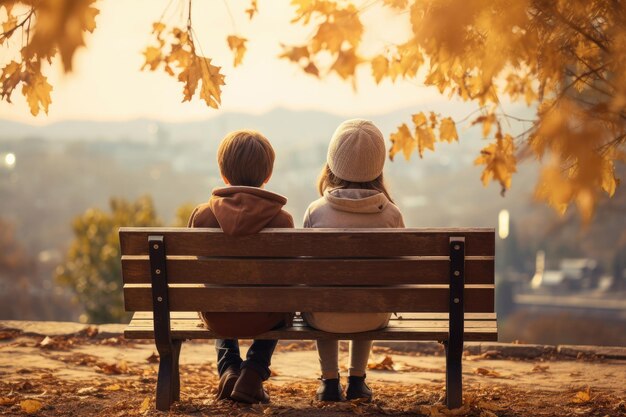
[317,163,394,203]
[217,130,275,187]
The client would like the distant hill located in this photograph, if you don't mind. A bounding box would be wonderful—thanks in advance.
[0,103,533,150]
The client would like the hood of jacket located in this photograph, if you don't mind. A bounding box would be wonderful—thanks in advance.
[209,186,288,236]
[323,188,389,214]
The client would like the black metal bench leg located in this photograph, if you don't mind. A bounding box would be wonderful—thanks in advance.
[446,237,465,409]
[445,340,462,408]
[156,350,175,411]
[172,340,182,402]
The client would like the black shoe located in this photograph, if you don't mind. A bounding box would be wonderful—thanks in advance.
[216,366,240,400]
[231,367,271,404]
[346,374,372,402]
[316,377,346,402]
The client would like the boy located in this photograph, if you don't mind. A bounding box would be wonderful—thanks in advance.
[187,130,294,403]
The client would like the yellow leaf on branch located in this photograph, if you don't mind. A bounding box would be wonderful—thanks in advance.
[0,60,22,102]
[142,23,225,109]
[413,112,436,158]
[474,134,517,193]
[331,48,362,80]
[227,35,247,67]
[25,0,99,71]
[439,117,459,142]
[245,0,258,20]
[280,45,310,63]
[22,69,53,116]
[371,55,388,84]
[389,123,415,161]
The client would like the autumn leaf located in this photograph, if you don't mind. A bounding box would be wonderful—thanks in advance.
[371,55,388,84]
[474,134,517,193]
[303,62,319,77]
[413,112,436,157]
[389,123,415,161]
[280,45,310,63]
[572,386,591,404]
[439,117,458,142]
[246,0,258,19]
[227,35,247,67]
[25,0,100,71]
[142,23,225,109]
[198,57,225,109]
[0,61,22,102]
[367,355,395,371]
[21,69,53,116]
[20,399,43,414]
[473,367,502,377]
[139,396,151,414]
[331,48,362,80]
[141,46,163,71]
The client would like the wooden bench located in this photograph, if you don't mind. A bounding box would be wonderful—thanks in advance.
[119,227,497,411]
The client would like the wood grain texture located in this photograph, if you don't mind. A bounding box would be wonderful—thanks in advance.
[121,256,494,285]
[124,314,498,341]
[119,228,495,257]
[123,285,495,313]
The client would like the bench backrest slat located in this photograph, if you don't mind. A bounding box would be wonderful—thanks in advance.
[123,285,494,313]
[119,228,495,257]
[121,256,494,285]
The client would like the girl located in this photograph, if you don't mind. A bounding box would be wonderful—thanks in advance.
[302,119,405,402]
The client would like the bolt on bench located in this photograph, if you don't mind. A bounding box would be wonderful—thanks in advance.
[119,227,497,411]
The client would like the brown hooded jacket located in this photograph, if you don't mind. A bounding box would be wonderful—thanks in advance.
[188,186,294,338]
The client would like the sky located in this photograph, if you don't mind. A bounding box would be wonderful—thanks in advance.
[0,0,445,124]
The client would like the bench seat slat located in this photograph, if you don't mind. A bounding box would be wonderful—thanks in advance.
[124,315,498,341]
[123,285,495,313]
[130,312,498,321]
[121,256,494,285]
[127,318,497,329]
[119,228,495,257]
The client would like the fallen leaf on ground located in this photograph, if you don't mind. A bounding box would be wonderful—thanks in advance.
[97,360,129,375]
[480,410,498,417]
[104,384,121,391]
[368,355,395,371]
[139,396,150,413]
[572,387,591,404]
[146,352,159,363]
[532,364,550,372]
[474,368,502,378]
[20,399,43,414]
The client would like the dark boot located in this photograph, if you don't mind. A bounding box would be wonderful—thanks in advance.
[216,366,240,401]
[346,374,372,402]
[230,367,270,404]
[316,377,346,402]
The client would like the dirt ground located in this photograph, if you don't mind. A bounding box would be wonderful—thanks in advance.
[0,324,624,417]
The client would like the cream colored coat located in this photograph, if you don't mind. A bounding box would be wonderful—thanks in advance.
[302,188,405,333]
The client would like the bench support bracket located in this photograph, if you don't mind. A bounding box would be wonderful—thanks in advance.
[446,237,465,409]
[149,235,181,411]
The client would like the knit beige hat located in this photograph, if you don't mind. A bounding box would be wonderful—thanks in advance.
[327,119,386,182]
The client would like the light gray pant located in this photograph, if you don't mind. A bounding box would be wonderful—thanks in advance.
[317,339,373,379]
